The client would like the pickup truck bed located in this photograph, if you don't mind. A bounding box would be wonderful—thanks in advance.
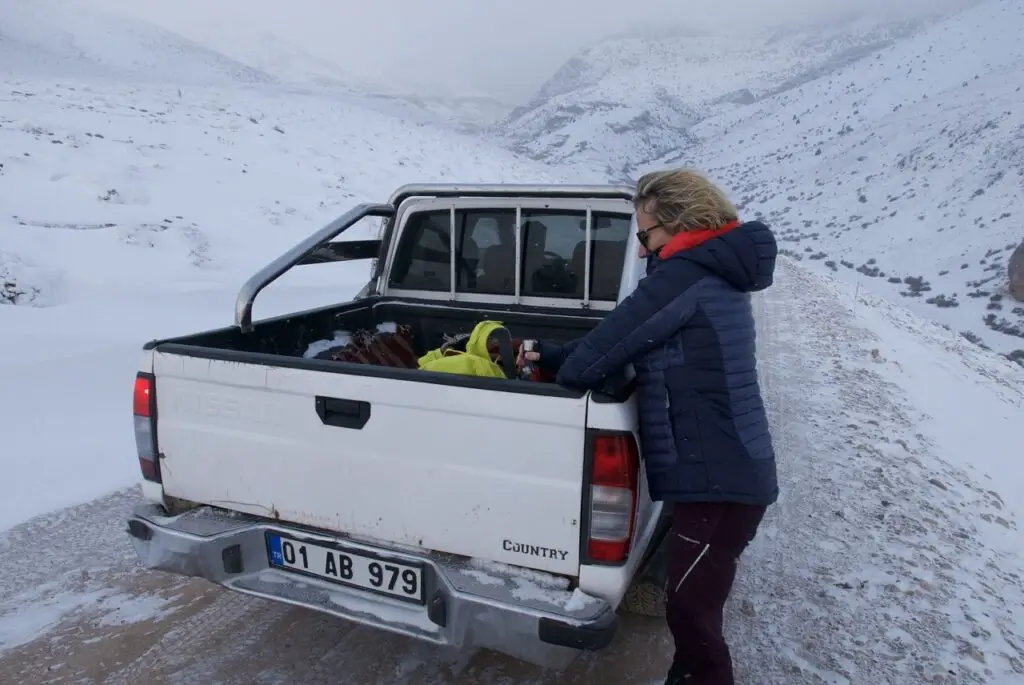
[155,295,600,372]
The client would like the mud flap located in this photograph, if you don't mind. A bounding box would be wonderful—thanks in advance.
[636,508,672,587]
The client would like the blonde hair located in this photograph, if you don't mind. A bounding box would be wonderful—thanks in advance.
[633,168,738,233]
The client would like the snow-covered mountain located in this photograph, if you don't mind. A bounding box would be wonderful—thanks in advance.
[498,16,942,178]
[501,0,1023,363]
[0,0,276,86]
[674,0,1024,364]
[0,78,560,311]
[0,0,512,130]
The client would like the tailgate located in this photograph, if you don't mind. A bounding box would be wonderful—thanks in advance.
[151,352,588,575]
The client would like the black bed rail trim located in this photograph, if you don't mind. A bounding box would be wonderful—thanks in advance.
[149,342,588,398]
[142,295,607,351]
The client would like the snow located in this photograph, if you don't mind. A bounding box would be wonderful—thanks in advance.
[459,569,504,587]
[301,322,402,358]
[733,258,1024,683]
[459,559,608,613]
[0,490,192,655]
[562,588,597,613]
[3,0,1024,680]
[673,0,1024,360]
[499,9,968,176]
[0,0,274,88]
[0,0,513,132]
[302,330,353,358]
[0,582,175,650]
[850,285,1024,517]
[468,558,571,591]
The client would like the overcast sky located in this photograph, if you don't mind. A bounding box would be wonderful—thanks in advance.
[89,0,976,100]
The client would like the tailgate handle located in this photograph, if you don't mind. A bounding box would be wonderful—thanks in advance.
[315,396,371,429]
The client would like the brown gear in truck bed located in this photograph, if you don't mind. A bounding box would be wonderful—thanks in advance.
[318,325,419,368]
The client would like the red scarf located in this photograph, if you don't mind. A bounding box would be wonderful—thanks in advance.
[658,220,740,259]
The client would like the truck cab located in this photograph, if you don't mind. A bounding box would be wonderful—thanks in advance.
[126,184,670,668]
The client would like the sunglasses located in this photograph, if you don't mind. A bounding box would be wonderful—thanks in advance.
[636,223,664,248]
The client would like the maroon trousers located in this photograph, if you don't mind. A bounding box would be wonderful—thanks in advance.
[665,502,767,685]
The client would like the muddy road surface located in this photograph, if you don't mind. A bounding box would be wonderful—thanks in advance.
[0,489,674,685]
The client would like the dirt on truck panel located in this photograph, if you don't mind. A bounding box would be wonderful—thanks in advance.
[0,489,674,685]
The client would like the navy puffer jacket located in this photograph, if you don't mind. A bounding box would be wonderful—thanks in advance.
[539,220,778,505]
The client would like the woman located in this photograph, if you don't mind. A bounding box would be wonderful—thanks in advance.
[521,168,778,685]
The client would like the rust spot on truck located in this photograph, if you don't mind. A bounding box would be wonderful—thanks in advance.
[163,494,202,516]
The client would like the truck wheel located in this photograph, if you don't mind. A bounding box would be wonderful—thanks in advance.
[620,519,672,618]
[620,578,668,617]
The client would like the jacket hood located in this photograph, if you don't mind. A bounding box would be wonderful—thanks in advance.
[661,220,777,292]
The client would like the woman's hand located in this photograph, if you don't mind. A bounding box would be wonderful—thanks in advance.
[516,343,541,369]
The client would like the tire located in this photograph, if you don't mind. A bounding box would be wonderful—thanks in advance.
[620,509,673,618]
[619,578,668,617]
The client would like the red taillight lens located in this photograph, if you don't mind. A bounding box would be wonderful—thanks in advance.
[587,432,639,563]
[133,375,152,417]
[133,372,161,483]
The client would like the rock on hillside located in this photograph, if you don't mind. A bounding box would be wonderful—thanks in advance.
[1010,239,1024,302]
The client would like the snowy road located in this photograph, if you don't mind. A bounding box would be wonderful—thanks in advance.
[0,490,674,685]
[2,260,1023,684]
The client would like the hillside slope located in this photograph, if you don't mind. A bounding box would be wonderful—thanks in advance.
[0,0,510,129]
[0,0,275,86]
[496,13,965,179]
[735,258,1024,685]
[663,0,1024,362]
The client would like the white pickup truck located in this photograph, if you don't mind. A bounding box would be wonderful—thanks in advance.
[126,183,672,667]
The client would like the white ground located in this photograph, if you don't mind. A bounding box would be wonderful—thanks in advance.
[741,260,1024,684]
[2,0,1024,682]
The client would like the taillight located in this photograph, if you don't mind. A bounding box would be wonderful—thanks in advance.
[586,431,639,564]
[133,372,161,482]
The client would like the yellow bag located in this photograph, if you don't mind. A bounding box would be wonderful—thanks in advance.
[417,320,511,379]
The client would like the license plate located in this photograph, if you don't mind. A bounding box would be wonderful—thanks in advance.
[265,533,425,604]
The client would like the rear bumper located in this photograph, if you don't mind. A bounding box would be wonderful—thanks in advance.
[126,504,617,666]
